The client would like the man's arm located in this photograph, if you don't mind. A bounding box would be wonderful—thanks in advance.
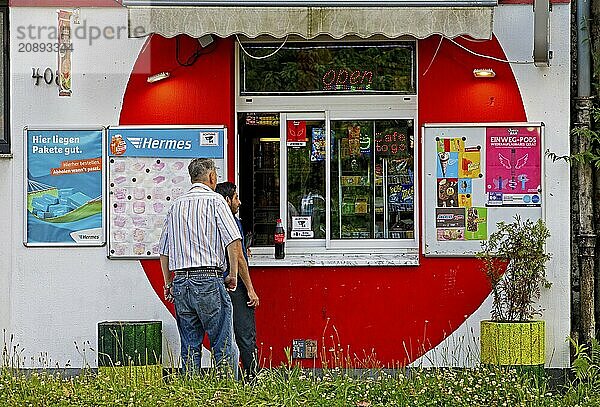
[236,249,259,307]
[160,254,174,302]
[225,239,241,291]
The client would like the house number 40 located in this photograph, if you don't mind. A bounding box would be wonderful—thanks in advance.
[32,67,59,86]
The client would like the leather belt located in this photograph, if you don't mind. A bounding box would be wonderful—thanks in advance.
[174,267,222,278]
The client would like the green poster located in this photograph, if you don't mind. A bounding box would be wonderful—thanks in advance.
[465,207,487,240]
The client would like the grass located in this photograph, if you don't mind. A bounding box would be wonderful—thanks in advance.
[2,331,600,406]
[0,362,597,406]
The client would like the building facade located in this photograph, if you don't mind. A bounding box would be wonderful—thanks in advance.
[0,0,570,369]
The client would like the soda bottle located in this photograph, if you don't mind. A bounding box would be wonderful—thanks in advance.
[274,218,285,259]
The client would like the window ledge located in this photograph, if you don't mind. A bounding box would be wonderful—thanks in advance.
[248,252,419,267]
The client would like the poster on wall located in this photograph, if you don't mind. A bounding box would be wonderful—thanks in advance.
[24,127,105,246]
[57,10,72,97]
[485,127,542,206]
[287,120,307,147]
[107,126,226,259]
[422,123,544,256]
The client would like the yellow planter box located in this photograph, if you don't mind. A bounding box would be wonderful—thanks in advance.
[480,320,545,366]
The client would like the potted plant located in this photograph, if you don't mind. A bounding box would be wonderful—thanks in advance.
[477,215,552,371]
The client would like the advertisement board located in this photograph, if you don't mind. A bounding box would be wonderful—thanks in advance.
[24,127,105,246]
[422,123,544,256]
[107,126,226,259]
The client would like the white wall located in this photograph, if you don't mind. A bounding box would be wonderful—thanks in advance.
[0,157,13,339]
[416,3,571,368]
[4,7,181,368]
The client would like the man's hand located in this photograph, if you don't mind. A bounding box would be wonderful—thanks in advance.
[164,285,174,303]
[247,288,260,308]
[160,255,174,302]
[225,273,238,291]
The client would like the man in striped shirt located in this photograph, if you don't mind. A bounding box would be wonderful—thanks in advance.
[159,158,247,378]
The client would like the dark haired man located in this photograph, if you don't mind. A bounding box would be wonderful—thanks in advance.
[216,181,259,379]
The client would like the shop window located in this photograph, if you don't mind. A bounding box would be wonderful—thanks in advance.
[286,118,326,240]
[0,5,8,154]
[238,113,416,252]
[239,42,415,95]
[330,120,414,240]
[238,113,281,247]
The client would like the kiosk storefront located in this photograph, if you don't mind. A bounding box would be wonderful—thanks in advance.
[2,0,570,370]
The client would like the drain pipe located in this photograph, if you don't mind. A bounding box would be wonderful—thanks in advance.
[575,0,595,344]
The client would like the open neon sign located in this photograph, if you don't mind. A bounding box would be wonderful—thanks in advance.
[322,68,373,91]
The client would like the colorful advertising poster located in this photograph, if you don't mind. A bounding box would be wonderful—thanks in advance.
[457,178,472,207]
[436,151,459,178]
[25,128,104,246]
[435,207,465,228]
[107,126,226,258]
[458,194,472,208]
[437,228,465,241]
[311,128,326,161]
[459,146,482,178]
[437,178,458,207]
[436,137,464,153]
[458,178,472,194]
[58,10,72,97]
[465,207,488,240]
[486,127,542,206]
[287,120,307,146]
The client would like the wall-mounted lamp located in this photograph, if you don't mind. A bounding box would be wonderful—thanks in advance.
[147,71,170,83]
[198,34,214,48]
[473,68,496,78]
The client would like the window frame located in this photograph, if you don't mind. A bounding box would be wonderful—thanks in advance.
[238,40,416,96]
[235,40,419,258]
[0,4,9,155]
[326,111,419,251]
[280,112,328,249]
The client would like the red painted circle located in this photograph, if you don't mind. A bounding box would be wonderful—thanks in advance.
[121,34,524,366]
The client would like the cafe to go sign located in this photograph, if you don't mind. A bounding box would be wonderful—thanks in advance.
[375,130,408,156]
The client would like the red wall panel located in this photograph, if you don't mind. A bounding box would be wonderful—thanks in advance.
[123,33,525,367]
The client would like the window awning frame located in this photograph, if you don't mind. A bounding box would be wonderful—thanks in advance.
[124,0,496,5]
[127,5,495,40]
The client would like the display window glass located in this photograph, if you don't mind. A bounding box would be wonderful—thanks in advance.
[239,42,415,95]
[238,113,281,247]
[237,112,417,253]
[330,119,414,240]
[286,119,327,240]
[236,40,417,258]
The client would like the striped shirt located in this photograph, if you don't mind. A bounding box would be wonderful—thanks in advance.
[159,183,242,271]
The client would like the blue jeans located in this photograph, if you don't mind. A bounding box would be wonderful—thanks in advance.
[172,274,239,379]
